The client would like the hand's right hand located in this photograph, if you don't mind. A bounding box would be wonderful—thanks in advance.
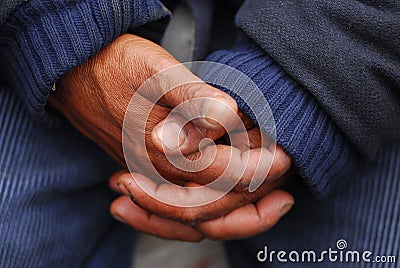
[48,34,239,175]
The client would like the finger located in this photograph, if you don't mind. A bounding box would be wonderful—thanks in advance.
[151,111,255,156]
[117,172,283,224]
[151,113,226,155]
[109,170,130,194]
[267,144,292,179]
[110,195,204,242]
[126,140,290,193]
[193,144,289,191]
[150,106,255,156]
[228,128,263,151]
[197,190,294,240]
[160,144,276,192]
[163,82,239,131]
[138,60,240,132]
[150,95,241,156]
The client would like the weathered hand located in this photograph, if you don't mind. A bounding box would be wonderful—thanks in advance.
[49,33,240,178]
[109,127,294,241]
[49,33,294,241]
[49,31,288,193]
[110,178,293,241]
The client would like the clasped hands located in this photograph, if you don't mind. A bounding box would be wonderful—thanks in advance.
[49,34,294,241]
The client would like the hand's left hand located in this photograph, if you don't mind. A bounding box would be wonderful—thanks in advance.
[108,127,294,241]
[110,179,293,241]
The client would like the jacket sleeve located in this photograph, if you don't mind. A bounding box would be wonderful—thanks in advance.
[204,33,360,196]
[0,0,170,124]
[235,0,400,157]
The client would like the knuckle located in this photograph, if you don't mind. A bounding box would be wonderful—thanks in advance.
[152,55,176,72]
[181,83,201,99]
[234,180,251,192]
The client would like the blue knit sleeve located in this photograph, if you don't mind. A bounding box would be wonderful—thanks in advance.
[0,0,170,125]
[204,34,360,196]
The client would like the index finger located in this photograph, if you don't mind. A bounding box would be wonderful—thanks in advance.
[136,63,239,132]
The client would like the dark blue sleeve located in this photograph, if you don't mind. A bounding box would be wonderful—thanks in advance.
[204,33,361,196]
[0,0,170,124]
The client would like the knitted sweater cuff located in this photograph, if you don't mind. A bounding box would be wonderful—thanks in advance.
[0,0,170,125]
[204,34,359,196]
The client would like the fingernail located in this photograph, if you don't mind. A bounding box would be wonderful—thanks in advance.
[279,203,293,217]
[203,97,231,127]
[156,122,186,150]
[113,213,127,224]
[118,183,130,195]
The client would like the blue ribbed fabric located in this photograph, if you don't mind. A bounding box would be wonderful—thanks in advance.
[226,143,400,268]
[0,0,170,124]
[0,0,170,267]
[204,34,360,196]
[0,87,134,267]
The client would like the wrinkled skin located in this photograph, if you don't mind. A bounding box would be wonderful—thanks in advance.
[49,34,294,241]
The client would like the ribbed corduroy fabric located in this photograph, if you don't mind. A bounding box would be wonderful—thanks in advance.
[0,0,170,267]
[226,143,400,268]
[203,34,360,196]
[0,87,135,267]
